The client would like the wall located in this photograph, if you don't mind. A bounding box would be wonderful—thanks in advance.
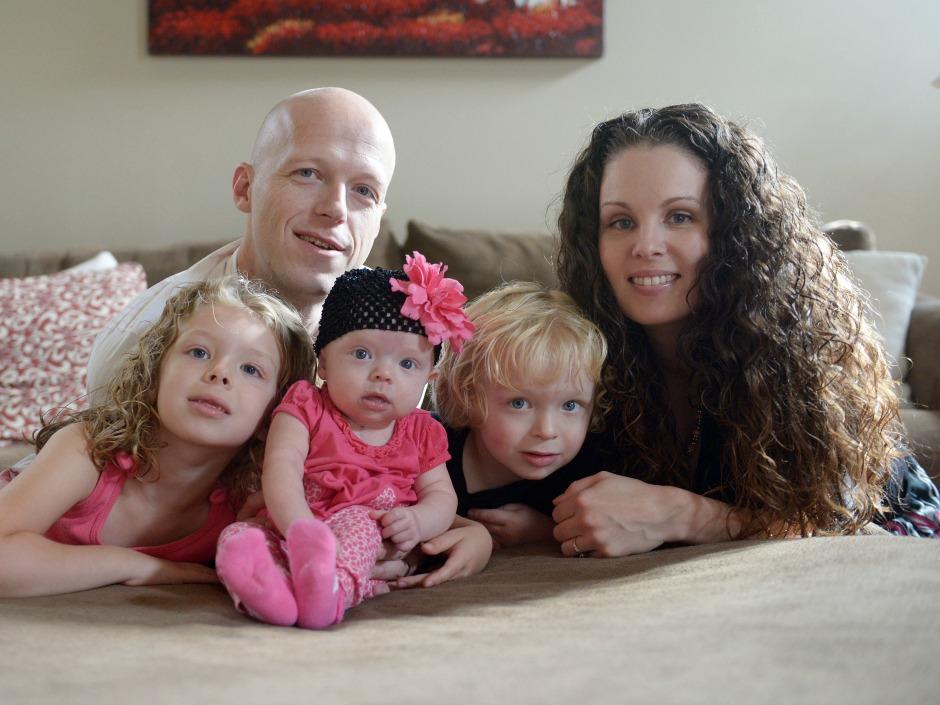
[1,0,938,295]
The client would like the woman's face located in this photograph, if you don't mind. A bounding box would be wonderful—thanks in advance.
[597,144,711,337]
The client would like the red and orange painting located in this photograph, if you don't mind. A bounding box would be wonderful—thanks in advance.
[148,1,603,57]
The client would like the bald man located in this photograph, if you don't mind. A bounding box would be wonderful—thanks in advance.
[87,88,395,400]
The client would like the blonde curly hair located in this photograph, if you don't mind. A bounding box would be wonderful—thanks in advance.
[433,281,607,429]
[34,275,315,507]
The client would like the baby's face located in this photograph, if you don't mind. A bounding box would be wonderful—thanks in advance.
[317,328,435,431]
[472,372,595,484]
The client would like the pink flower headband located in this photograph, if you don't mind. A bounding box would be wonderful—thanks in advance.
[390,251,475,353]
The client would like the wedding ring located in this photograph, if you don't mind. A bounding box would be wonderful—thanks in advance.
[572,538,585,557]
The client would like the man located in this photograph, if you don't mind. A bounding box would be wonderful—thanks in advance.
[87,87,395,400]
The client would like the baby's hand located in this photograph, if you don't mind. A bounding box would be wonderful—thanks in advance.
[468,503,554,549]
[370,507,421,553]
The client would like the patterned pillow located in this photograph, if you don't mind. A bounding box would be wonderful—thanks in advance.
[0,263,147,443]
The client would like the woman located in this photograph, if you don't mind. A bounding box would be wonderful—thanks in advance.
[552,103,939,557]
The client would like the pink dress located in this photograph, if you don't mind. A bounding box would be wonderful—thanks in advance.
[218,381,450,614]
[3,453,234,563]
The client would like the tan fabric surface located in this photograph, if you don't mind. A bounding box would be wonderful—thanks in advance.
[1,536,937,705]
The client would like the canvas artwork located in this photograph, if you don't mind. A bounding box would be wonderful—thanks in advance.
[148,0,603,57]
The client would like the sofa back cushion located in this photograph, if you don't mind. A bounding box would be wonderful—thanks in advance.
[404,221,557,300]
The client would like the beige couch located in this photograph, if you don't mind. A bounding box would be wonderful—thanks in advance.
[1,222,938,705]
[9,218,936,479]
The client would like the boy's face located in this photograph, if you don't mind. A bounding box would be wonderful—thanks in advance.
[472,373,594,484]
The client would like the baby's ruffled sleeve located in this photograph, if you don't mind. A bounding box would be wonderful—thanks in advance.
[272,380,322,432]
[418,415,451,473]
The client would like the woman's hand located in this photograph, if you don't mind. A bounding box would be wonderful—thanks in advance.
[389,516,492,589]
[551,471,734,557]
[468,504,554,549]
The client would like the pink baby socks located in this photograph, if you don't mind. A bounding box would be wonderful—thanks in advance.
[287,517,345,629]
[216,525,298,626]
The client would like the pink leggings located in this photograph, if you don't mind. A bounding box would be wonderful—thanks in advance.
[217,505,388,613]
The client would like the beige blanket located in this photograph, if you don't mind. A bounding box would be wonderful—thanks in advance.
[2,536,937,705]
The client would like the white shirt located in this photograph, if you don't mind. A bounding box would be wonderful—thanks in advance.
[86,240,241,404]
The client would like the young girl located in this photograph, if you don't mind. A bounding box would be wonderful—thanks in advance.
[0,275,314,597]
[432,282,608,550]
[215,252,474,629]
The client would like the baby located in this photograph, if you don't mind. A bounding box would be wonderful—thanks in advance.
[216,252,474,628]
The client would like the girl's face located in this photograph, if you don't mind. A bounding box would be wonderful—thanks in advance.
[471,372,594,485]
[156,304,281,451]
[598,144,711,339]
[317,328,436,432]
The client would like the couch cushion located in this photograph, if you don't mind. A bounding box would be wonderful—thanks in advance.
[842,250,927,379]
[405,221,557,300]
[363,218,403,270]
[0,263,147,443]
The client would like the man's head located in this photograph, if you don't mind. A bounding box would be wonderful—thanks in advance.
[233,87,396,322]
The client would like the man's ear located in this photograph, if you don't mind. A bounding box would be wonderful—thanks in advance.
[233,163,253,214]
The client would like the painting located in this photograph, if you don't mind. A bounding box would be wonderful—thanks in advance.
[148,1,603,57]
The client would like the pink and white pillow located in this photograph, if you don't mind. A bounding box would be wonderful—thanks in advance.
[0,263,147,444]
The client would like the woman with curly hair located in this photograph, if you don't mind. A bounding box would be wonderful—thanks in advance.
[0,275,315,596]
[552,103,939,557]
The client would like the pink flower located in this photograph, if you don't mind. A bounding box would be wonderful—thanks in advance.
[390,251,475,353]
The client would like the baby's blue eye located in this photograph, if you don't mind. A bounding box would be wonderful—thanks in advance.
[400,359,416,370]
[353,348,369,360]
[509,398,528,410]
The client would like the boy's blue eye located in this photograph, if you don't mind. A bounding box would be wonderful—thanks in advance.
[509,398,528,410]
[353,348,369,360]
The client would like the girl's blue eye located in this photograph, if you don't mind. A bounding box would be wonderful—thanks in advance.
[400,359,416,370]
[562,400,580,412]
[353,348,369,360]
[509,398,528,410]
[670,212,692,224]
[188,347,208,359]
[242,363,261,377]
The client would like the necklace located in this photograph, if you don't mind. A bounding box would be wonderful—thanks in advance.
[685,405,704,456]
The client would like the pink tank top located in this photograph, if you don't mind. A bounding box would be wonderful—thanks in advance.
[43,453,235,563]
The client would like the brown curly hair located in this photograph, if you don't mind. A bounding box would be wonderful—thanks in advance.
[555,103,902,537]
[34,275,315,508]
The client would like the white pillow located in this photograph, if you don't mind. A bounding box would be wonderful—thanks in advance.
[62,251,118,273]
[842,250,927,379]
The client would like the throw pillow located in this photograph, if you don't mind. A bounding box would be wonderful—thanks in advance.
[0,263,147,443]
[405,221,557,300]
[62,251,118,273]
[842,250,927,379]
